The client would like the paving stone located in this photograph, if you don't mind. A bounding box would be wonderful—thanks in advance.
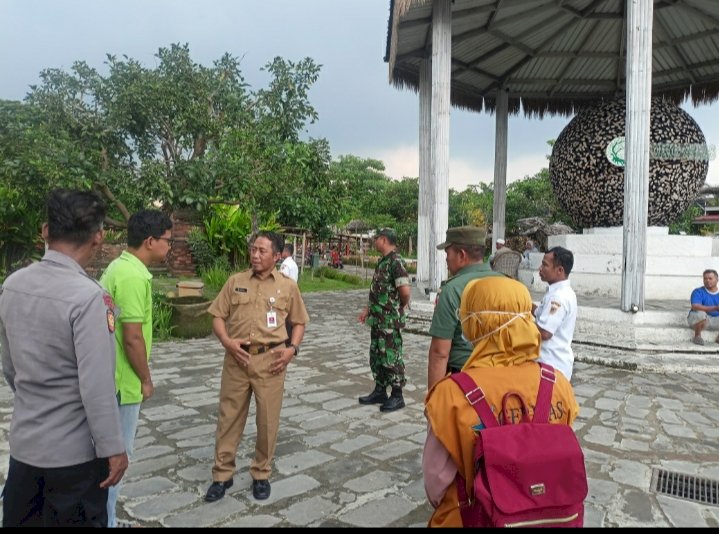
[121,476,178,499]
[3,288,717,527]
[339,494,418,527]
[127,491,198,521]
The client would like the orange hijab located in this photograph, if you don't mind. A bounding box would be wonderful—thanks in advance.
[459,276,540,370]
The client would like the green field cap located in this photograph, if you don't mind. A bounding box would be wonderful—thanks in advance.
[376,227,397,241]
[436,226,487,250]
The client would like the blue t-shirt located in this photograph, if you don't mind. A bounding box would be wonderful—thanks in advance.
[690,286,719,317]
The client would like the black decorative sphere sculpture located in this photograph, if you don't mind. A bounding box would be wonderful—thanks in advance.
[549,98,709,228]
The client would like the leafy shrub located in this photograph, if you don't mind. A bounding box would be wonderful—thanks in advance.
[103,228,127,244]
[200,256,232,293]
[314,266,362,285]
[152,291,176,341]
[187,227,216,270]
[0,185,44,272]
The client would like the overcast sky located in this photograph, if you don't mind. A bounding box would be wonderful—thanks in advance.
[1,0,717,190]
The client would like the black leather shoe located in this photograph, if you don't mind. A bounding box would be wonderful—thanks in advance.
[358,385,388,405]
[204,479,233,502]
[380,393,405,412]
[252,479,271,500]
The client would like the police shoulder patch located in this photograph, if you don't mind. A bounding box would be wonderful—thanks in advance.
[107,308,116,333]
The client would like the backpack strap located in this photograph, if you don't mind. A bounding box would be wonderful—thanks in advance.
[450,372,499,428]
[532,363,556,423]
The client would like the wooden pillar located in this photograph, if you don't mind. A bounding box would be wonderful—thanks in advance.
[621,0,653,312]
[429,0,451,291]
[418,57,431,284]
[492,88,509,253]
[300,233,306,278]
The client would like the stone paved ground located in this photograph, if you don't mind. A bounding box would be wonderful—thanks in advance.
[2,288,719,527]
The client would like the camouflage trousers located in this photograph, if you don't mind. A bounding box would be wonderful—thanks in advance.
[368,326,406,389]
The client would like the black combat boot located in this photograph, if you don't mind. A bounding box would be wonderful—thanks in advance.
[358,384,388,405]
[380,386,405,412]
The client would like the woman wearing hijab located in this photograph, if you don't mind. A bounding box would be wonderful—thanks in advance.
[422,276,579,528]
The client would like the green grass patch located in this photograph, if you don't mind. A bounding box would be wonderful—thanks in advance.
[299,267,368,293]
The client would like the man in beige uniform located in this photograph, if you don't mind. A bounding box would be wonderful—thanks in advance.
[204,231,309,502]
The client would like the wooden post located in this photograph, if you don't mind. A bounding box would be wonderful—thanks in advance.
[418,57,431,284]
[492,88,509,253]
[429,0,451,292]
[621,0,653,312]
[300,233,306,278]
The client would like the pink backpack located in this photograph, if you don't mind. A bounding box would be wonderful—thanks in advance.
[450,363,588,528]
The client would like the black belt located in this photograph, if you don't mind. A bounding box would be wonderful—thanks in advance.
[246,340,288,355]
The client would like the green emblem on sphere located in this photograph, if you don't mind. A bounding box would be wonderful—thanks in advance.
[606,136,625,167]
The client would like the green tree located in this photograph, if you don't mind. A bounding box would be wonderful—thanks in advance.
[449,183,493,228]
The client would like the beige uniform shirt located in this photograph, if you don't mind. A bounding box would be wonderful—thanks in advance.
[208,269,309,345]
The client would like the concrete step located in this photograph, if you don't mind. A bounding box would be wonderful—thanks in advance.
[406,295,719,355]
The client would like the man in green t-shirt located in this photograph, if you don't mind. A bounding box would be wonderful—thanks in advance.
[100,210,173,528]
[427,226,503,390]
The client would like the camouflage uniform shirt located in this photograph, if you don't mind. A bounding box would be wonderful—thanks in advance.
[367,250,410,329]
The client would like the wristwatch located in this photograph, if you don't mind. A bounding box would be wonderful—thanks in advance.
[290,344,300,356]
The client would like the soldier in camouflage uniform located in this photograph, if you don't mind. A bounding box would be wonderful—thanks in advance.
[357,228,411,412]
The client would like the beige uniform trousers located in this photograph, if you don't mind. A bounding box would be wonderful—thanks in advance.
[211,349,285,482]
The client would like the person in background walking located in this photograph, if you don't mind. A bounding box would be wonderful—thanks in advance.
[357,228,411,412]
[280,242,299,282]
[0,189,127,527]
[533,246,578,381]
[100,209,173,528]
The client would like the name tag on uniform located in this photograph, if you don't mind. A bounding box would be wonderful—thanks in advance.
[267,311,277,328]
[234,287,248,293]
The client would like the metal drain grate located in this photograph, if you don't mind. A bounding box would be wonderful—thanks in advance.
[650,468,719,506]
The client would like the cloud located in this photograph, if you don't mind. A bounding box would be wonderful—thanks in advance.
[367,145,548,191]
[370,144,719,190]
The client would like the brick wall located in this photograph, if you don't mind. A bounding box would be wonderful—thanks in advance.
[166,213,200,277]
[85,209,201,278]
[86,243,125,279]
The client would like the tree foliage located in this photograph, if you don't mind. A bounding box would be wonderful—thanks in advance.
[0,44,341,267]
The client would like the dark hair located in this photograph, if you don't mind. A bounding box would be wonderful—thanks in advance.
[455,244,486,261]
[284,243,294,255]
[252,231,284,254]
[548,246,574,276]
[127,210,173,248]
[46,189,106,245]
[703,269,718,278]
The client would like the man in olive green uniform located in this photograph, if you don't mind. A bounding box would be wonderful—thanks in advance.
[358,228,411,412]
[427,226,503,390]
[204,231,309,503]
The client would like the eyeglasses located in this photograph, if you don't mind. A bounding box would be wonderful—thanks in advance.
[155,236,175,246]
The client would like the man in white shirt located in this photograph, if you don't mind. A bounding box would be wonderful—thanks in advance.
[532,246,577,381]
[280,243,299,282]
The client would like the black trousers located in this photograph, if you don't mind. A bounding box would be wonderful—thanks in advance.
[2,456,109,527]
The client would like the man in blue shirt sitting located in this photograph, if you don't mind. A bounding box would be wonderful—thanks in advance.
[688,269,719,345]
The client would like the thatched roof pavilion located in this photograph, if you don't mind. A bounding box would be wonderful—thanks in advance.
[386,0,719,117]
[384,0,719,311]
